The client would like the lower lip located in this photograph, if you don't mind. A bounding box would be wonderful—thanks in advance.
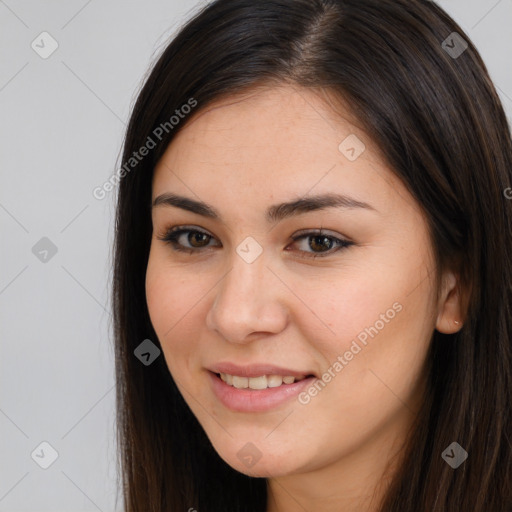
[208,371,317,412]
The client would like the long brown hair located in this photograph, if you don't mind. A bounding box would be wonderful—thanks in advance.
[112,0,512,510]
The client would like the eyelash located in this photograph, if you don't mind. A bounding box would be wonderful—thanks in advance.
[156,225,353,259]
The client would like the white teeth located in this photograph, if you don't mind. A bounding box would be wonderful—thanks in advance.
[248,376,267,389]
[232,376,249,389]
[219,372,234,385]
[267,375,283,387]
[219,373,308,389]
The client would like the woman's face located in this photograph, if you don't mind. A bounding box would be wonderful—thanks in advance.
[146,85,455,480]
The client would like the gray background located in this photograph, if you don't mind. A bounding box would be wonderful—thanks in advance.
[0,1,511,510]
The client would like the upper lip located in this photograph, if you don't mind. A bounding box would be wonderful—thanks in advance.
[208,362,316,378]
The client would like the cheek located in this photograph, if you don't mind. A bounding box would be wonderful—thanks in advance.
[145,248,204,329]
[145,262,176,335]
[145,253,202,364]
[301,254,434,399]
[297,270,398,358]
[318,275,433,415]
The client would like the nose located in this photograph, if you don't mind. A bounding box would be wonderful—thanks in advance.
[205,247,289,344]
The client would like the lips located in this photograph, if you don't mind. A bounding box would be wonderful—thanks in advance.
[207,362,316,379]
[206,362,318,412]
[207,371,317,412]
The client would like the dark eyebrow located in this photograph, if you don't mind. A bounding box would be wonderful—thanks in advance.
[152,192,377,223]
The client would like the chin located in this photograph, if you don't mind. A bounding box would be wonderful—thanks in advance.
[213,443,305,479]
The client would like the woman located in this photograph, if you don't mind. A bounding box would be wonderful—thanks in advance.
[112,0,512,510]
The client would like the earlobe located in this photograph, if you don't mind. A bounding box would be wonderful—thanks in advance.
[435,271,464,334]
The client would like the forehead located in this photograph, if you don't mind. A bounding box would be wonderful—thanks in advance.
[151,85,417,219]
[162,85,371,158]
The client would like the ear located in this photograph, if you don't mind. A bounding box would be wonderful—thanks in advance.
[435,270,464,334]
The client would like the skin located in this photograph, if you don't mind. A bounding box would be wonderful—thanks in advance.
[145,85,463,512]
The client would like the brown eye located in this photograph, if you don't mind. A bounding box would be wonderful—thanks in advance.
[309,235,336,253]
[158,226,353,259]
[289,230,353,259]
[187,231,211,247]
[157,227,219,253]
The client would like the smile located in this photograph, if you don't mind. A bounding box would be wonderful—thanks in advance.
[208,371,317,412]
[219,373,307,389]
